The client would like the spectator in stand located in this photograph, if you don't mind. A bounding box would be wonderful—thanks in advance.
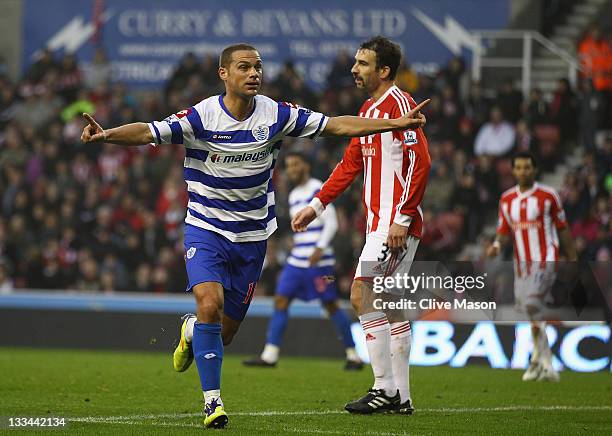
[395,60,419,94]
[85,47,112,89]
[437,56,468,101]
[549,78,577,145]
[474,106,516,156]
[423,162,454,212]
[26,48,58,83]
[514,119,536,154]
[599,30,612,93]
[524,88,548,127]
[57,54,82,102]
[496,78,523,123]
[200,54,220,91]
[578,78,606,150]
[474,155,501,210]
[464,81,492,130]
[451,170,480,242]
[326,50,354,90]
[578,24,611,92]
[165,52,199,95]
[439,85,462,140]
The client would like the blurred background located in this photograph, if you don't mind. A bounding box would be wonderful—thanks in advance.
[0,0,610,370]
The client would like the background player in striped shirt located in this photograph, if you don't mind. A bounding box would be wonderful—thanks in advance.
[80,43,428,428]
[293,37,430,415]
[243,151,363,370]
[487,151,577,382]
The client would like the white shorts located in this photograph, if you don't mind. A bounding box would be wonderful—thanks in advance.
[514,263,556,314]
[355,232,420,280]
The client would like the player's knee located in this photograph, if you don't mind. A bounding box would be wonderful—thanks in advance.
[194,294,223,322]
[193,283,224,322]
[274,295,290,311]
[197,302,223,323]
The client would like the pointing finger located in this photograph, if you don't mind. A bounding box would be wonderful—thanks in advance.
[83,113,100,128]
[410,99,430,114]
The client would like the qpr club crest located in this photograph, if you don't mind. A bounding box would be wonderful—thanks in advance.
[252,125,270,141]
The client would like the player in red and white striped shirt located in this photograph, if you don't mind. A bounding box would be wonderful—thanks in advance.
[487,151,577,382]
[293,37,431,415]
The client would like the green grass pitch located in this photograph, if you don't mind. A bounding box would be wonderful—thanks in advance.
[0,347,611,435]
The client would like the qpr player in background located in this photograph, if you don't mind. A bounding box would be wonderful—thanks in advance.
[243,151,363,370]
[81,43,428,429]
[293,37,431,415]
[487,151,577,382]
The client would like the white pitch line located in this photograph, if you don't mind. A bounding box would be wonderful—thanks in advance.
[69,405,612,425]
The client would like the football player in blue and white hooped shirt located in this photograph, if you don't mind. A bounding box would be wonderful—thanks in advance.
[81,43,429,428]
[243,151,363,370]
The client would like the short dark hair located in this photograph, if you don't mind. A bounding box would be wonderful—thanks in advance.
[219,43,258,68]
[359,36,402,80]
[284,151,311,166]
[512,151,538,168]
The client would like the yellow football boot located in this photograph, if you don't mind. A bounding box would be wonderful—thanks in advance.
[204,400,228,429]
[172,314,195,372]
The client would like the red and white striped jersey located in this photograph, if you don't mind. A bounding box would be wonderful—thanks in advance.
[497,182,568,264]
[315,85,430,237]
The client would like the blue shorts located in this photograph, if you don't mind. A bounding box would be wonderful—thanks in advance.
[276,264,339,303]
[184,226,267,321]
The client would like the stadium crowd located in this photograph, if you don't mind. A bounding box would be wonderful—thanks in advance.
[0,45,610,295]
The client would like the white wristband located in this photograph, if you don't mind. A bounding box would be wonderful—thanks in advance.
[308,197,325,218]
[492,241,501,249]
[393,213,413,227]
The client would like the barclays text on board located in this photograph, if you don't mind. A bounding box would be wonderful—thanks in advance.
[352,322,612,373]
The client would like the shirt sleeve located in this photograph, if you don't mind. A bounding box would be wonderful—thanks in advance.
[550,191,569,230]
[316,204,338,249]
[148,107,200,146]
[496,199,511,235]
[277,102,328,140]
[390,98,429,226]
[314,137,363,208]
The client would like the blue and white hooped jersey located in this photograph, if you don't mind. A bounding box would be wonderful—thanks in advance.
[287,178,338,268]
[148,95,329,243]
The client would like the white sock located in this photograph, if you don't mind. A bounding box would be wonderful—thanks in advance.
[261,344,280,364]
[346,347,360,362]
[203,389,223,407]
[537,322,553,367]
[184,316,196,343]
[390,321,412,403]
[360,311,395,396]
[530,322,542,364]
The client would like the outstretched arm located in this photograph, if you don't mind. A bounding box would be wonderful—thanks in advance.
[81,113,153,146]
[292,139,362,232]
[321,99,429,137]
